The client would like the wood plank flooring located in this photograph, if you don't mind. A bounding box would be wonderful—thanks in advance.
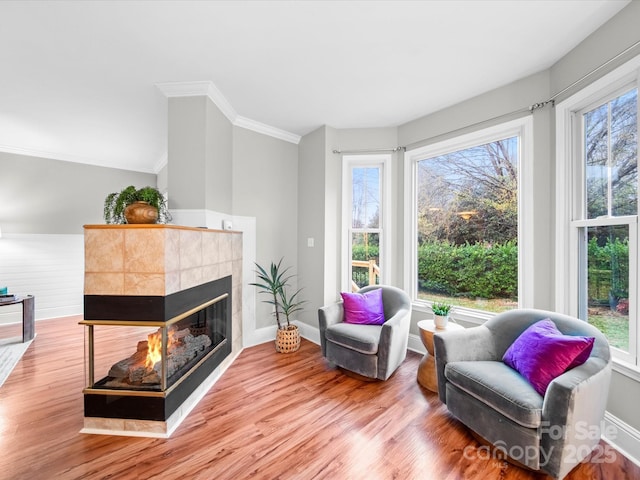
[0,315,639,480]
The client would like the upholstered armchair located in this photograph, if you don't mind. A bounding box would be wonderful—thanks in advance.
[318,285,412,380]
[433,309,612,479]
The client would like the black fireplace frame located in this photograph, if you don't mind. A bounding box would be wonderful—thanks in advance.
[81,275,232,422]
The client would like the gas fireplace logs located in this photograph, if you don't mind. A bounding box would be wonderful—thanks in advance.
[107,327,213,387]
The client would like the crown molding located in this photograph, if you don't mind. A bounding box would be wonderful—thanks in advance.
[155,80,300,145]
[153,152,168,174]
[234,115,301,144]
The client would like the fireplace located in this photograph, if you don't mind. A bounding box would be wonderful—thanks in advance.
[82,224,243,437]
[81,275,232,424]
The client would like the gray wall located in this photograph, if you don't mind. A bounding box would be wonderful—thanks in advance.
[167,96,208,209]
[297,126,329,327]
[296,0,640,433]
[0,152,155,234]
[232,126,299,329]
[167,95,233,214]
[548,0,640,434]
[206,99,233,213]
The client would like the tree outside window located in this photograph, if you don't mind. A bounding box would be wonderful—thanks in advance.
[416,136,519,313]
[582,87,637,352]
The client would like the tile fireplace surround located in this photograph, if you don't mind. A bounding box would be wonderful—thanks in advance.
[82,224,243,437]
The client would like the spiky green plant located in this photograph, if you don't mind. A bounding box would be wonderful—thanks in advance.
[250,258,305,330]
[279,285,306,327]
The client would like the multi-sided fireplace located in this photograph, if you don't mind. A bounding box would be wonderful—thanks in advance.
[82,224,242,437]
[81,275,232,432]
[80,277,231,436]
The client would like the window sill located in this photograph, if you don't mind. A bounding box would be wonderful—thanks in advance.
[612,358,640,382]
[412,301,495,326]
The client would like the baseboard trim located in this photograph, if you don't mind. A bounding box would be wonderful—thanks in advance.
[603,411,640,468]
[244,325,278,348]
[294,320,320,345]
[407,333,426,354]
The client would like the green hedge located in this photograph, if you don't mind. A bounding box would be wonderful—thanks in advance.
[417,237,629,301]
[352,244,379,261]
[418,240,518,299]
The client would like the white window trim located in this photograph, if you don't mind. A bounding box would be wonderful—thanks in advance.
[341,154,391,292]
[555,53,640,371]
[403,117,534,321]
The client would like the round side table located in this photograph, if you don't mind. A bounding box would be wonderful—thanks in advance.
[417,319,464,392]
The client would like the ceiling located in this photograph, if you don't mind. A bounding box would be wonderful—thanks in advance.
[0,1,630,173]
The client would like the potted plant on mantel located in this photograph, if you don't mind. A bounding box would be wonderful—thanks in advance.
[432,302,452,329]
[104,185,172,224]
[250,258,306,353]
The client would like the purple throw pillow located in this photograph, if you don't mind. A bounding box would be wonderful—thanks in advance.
[341,289,385,325]
[502,319,595,396]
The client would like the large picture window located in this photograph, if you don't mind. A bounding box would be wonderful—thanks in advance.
[556,55,640,368]
[405,118,531,319]
[574,87,638,363]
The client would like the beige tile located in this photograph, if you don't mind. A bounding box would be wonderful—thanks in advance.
[124,229,166,273]
[202,264,220,284]
[232,260,243,284]
[164,271,181,295]
[123,419,167,434]
[219,233,233,263]
[164,228,180,272]
[179,230,203,270]
[232,233,243,261]
[180,267,203,291]
[219,261,233,278]
[202,231,220,266]
[124,273,165,296]
[84,417,126,431]
[84,272,124,295]
[85,229,124,272]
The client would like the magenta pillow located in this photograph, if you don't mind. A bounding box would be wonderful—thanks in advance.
[502,319,595,396]
[341,289,385,325]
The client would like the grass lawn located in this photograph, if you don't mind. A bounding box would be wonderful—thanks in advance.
[419,292,628,351]
[588,308,629,351]
[418,291,517,314]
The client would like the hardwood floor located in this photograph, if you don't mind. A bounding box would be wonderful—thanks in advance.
[0,315,639,480]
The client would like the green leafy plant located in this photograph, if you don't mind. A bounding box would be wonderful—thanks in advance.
[431,302,452,316]
[280,285,306,326]
[250,258,305,330]
[104,185,172,224]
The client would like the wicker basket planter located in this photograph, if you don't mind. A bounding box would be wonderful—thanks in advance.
[275,325,300,353]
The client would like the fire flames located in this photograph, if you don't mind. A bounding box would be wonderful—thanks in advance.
[144,328,177,369]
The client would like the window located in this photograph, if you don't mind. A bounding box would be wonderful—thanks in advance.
[556,55,640,367]
[342,155,390,292]
[405,118,532,319]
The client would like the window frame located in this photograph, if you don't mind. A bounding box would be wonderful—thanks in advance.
[556,54,640,371]
[403,117,534,323]
[341,154,391,292]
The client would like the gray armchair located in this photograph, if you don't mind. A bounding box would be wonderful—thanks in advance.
[433,308,612,479]
[318,285,411,380]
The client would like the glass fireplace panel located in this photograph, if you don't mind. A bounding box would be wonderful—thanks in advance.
[83,293,228,395]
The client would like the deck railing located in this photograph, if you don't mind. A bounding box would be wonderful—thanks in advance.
[351,259,380,292]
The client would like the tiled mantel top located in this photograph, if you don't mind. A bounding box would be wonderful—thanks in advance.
[83,224,240,234]
[84,224,243,297]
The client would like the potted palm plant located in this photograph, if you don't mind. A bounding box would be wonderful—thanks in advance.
[250,258,306,353]
[104,185,172,224]
[432,302,452,329]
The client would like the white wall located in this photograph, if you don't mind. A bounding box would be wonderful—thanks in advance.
[0,234,84,324]
[0,152,156,323]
